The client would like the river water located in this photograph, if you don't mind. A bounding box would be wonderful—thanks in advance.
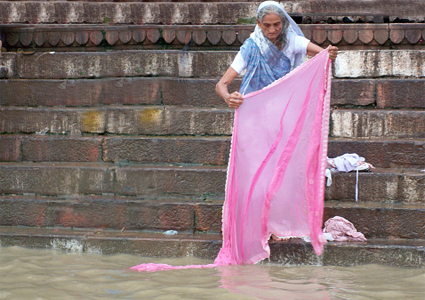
[0,246,424,300]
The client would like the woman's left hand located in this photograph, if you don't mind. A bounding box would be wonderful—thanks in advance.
[328,45,339,61]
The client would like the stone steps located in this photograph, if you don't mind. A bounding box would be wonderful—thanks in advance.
[2,23,425,50]
[3,50,425,79]
[1,1,424,25]
[1,195,424,238]
[1,226,424,267]
[2,78,425,109]
[0,163,423,202]
[1,106,423,138]
[1,135,424,169]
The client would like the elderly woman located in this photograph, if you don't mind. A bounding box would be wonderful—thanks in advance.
[216,1,338,108]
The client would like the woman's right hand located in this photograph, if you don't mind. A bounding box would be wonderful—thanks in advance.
[225,91,244,109]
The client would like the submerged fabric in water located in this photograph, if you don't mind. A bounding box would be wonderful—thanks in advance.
[131,49,331,272]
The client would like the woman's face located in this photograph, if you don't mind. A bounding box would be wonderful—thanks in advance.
[257,12,282,43]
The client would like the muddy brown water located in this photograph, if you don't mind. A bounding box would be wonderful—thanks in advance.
[0,246,424,300]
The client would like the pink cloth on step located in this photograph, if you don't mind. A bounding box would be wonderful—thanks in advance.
[131,49,332,272]
[323,216,367,242]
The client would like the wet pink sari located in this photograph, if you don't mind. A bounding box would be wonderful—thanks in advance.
[131,49,331,272]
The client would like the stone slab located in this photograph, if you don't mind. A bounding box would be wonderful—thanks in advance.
[0,107,107,135]
[0,135,23,162]
[104,106,235,136]
[3,50,425,80]
[377,79,425,108]
[330,109,425,138]
[103,136,231,165]
[0,196,196,231]
[0,162,227,198]
[1,164,422,202]
[21,136,103,162]
[0,227,424,267]
[325,169,425,204]
[3,134,423,168]
[331,79,376,107]
[0,106,235,136]
[0,78,162,106]
[3,106,424,138]
[0,78,394,108]
[335,50,425,78]
[269,239,425,268]
[328,138,425,169]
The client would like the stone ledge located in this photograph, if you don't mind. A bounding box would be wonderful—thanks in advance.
[0,227,424,267]
[0,1,424,25]
[2,24,425,49]
[2,106,424,138]
[0,162,227,197]
[1,78,425,108]
[2,50,425,79]
[0,165,423,202]
[0,106,236,136]
[1,135,424,169]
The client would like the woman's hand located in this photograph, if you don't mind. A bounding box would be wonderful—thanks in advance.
[328,45,339,61]
[307,43,339,61]
[225,91,244,109]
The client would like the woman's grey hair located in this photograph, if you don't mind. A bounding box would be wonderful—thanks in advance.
[257,5,289,50]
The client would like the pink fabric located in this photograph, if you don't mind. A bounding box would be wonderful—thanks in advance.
[323,216,367,242]
[131,49,331,272]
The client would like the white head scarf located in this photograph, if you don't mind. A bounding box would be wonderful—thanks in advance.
[257,1,304,37]
[254,1,306,70]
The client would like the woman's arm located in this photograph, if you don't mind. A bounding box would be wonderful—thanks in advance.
[307,42,339,61]
[215,67,244,109]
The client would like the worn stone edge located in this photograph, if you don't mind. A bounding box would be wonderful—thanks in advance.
[0,227,424,267]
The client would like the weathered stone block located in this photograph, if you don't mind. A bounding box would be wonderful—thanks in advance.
[398,172,425,204]
[328,138,425,168]
[0,107,106,134]
[335,50,425,78]
[330,110,425,138]
[105,106,234,136]
[161,78,240,107]
[14,51,180,79]
[113,166,226,197]
[0,135,23,162]
[0,164,83,196]
[331,79,375,106]
[0,163,227,197]
[325,171,400,202]
[0,197,47,227]
[46,199,126,229]
[103,136,230,165]
[125,201,194,231]
[377,79,425,108]
[22,136,103,162]
[194,202,223,232]
[0,78,162,106]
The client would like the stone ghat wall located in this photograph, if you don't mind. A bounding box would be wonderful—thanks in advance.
[0,1,424,242]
